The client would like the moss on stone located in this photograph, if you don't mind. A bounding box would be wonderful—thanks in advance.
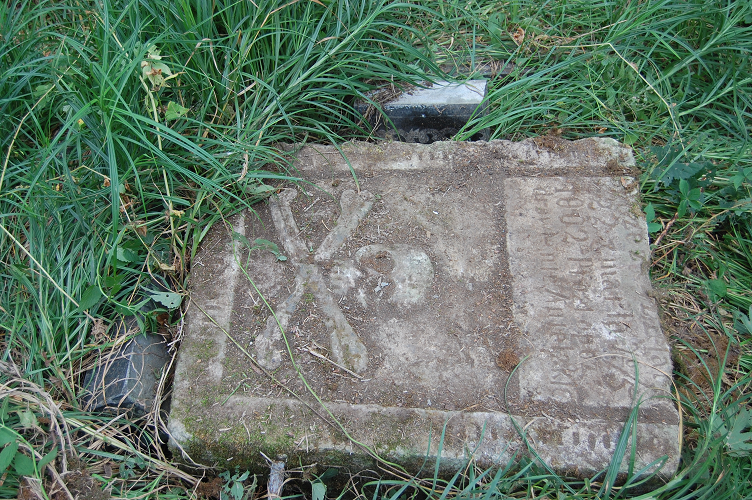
[191,338,216,361]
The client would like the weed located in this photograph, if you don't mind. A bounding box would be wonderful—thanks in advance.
[218,467,256,500]
[1,0,751,498]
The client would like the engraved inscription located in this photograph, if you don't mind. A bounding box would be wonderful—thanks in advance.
[506,177,672,408]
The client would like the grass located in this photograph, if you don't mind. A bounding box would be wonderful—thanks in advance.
[1,0,751,498]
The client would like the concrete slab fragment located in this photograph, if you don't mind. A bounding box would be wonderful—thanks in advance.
[359,81,489,143]
[390,80,486,106]
[169,138,679,479]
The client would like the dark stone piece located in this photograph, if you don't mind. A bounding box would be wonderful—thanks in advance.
[358,80,489,143]
[81,310,170,416]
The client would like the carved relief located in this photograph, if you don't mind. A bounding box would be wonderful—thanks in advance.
[253,189,433,374]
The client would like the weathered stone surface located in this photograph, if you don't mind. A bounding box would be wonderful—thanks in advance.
[168,138,679,479]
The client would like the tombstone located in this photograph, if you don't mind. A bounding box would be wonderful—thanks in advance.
[168,138,679,479]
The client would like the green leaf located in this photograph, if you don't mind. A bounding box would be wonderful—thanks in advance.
[488,12,506,39]
[0,440,19,472]
[644,203,656,222]
[115,303,137,316]
[32,83,54,98]
[103,274,125,296]
[230,481,244,500]
[734,306,752,335]
[650,144,708,186]
[679,179,689,197]
[245,183,276,198]
[232,231,252,249]
[103,274,124,288]
[677,199,688,218]
[648,222,662,234]
[150,61,171,74]
[165,101,189,121]
[253,239,287,261]
[14,452,35,476]
[726,408,752,457]
[37,448,58,470]
[32,83,54,106]
[233,233,287,261]
[706,279,727,299]
[142,60,172,88]
[312,481,327,500]
[732,172,745,190]
[119,463,135,479]
[145,44,162,60]
[78,284,103,311]
[0,427,16,447]
[17,410,37,429]
[148,290,182,309]
[116,246,139,263]
[318,468,338,481]
[253,238,278,251]
[665,161,706,185]
[605,86,617,107]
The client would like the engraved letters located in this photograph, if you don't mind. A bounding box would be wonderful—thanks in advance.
[506,177,671,408]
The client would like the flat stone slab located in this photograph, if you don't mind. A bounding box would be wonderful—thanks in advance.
[169,138,679,479]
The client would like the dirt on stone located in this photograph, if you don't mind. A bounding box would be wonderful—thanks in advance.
[189,137,664,427]
[223,150,523,413]
[15,460,110,500]
[172,138,680,476]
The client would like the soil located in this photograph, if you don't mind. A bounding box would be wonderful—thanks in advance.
[196,477,224,499]
[59,470,109,500]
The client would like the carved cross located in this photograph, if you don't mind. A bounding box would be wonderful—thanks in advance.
[253,188,374,374]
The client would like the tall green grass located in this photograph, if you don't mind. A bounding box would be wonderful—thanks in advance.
[0,0,438,379]
[0,0,441,496]
[1,0,751,498]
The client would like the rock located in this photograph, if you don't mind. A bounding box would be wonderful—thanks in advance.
[168,138,678,482]
[358,80,489,142]
[81,295,170,416]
